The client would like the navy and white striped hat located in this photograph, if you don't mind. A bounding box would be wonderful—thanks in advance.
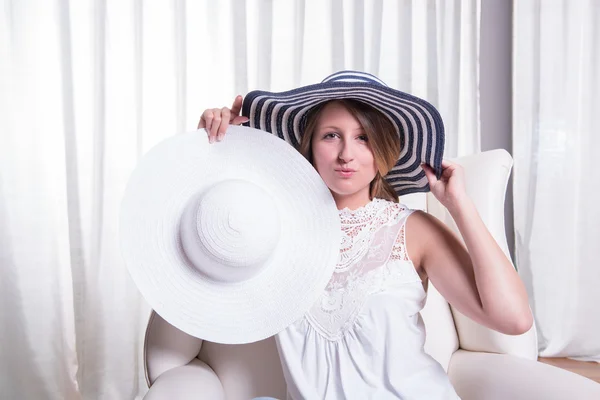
[241,70,445,196]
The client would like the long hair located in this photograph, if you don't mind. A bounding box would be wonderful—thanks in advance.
[299,99,401,202]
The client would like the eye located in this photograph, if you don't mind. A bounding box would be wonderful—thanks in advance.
[358,135,368,142]
[323,132,339,139]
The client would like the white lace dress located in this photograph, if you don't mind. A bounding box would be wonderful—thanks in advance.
[276,198,461,400]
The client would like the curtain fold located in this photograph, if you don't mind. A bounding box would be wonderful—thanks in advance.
[513,0,600,362]
[0,0,481,398]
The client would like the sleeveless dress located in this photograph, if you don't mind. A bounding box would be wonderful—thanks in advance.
[275,198,461,400]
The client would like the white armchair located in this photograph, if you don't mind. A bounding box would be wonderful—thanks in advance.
[142,149,600,399]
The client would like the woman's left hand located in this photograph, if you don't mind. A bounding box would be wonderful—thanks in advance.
[422,160,469,213]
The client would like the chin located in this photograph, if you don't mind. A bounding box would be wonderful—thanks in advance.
[327,183,369,198]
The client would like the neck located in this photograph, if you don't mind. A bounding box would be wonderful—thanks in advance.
[332,190,372,211]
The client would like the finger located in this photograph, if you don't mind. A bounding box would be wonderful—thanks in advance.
[209,108,221,142]
[230,95,243,117]
[421,163,437,187]
[232,115,249,125]
[217,107,231,140]
[440,160,461,178]
[441,159,455,168]
[201,109,214,133]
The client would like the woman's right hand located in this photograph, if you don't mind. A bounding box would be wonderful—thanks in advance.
[197,95,249,143]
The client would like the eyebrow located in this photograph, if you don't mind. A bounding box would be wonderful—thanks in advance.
[318,125,365,132]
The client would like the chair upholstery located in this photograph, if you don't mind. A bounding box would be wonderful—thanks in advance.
[142,149,600,399]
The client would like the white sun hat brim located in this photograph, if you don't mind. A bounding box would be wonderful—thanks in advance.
[119,126,340,344]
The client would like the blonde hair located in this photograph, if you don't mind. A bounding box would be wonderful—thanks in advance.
[298,99,401,203]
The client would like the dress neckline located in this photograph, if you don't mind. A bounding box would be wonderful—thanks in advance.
[338,198,387,225]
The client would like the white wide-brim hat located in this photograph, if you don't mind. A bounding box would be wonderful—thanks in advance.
[119,126,341,344]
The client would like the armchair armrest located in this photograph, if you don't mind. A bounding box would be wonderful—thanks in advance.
[145,311,203,386]
[448,350,600,400]
[451,308,539,360]
[143,359,225,400]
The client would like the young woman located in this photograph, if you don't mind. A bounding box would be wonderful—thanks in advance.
[198,71,532,399]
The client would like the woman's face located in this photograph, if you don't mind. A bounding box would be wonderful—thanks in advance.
[311,102,378,205]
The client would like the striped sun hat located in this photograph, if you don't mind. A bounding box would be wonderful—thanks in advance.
[241,70,445,196]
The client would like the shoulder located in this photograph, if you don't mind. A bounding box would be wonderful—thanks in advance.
[404,209,470,274]
[405,209,440,230]
[404,210,450,268]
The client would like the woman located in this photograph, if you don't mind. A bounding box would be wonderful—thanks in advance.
[198,71,532,399]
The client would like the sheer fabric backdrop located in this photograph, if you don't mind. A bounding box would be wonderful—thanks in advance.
[513,0,600,362]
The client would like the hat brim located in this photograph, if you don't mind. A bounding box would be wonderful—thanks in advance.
[119,126,340,344]
[242,81,445,197]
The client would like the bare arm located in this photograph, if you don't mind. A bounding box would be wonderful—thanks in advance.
[408,207,532,335]
[410,161,533,335]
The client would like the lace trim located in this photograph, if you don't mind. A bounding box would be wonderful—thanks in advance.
[390,223,411,261]
[307,259,419,341]
[338,198,386,224]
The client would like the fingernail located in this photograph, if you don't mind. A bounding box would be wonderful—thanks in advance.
[217,134,224,142]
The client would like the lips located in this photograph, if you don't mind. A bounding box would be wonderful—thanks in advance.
[335,168,356,177]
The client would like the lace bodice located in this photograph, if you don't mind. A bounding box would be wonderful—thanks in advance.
[337,198,412,270]
[305,198,420,340]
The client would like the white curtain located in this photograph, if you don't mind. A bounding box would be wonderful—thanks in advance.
[0,0,480,398]
[513,0,600,362]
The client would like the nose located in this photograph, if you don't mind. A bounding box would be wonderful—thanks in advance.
[338,140,355,164]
